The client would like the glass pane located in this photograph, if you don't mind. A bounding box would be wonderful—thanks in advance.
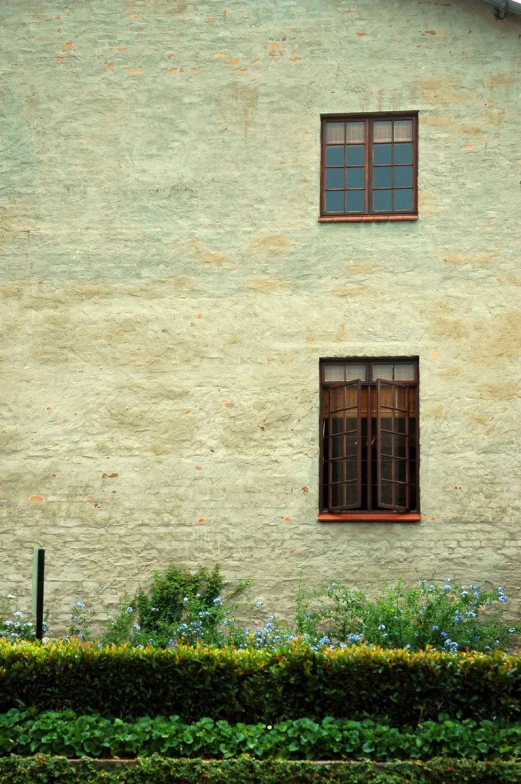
[331,387,346,412]
[373,121,392,143]
[346,484,359,506]
[325,364,345,382]
[346,190,365,212]
[381,458,393,481]
[326,146,345,166]
[394,364,415,381]
[373,190,392,212]
[396,460,407,483]
[394,143,413,164]
[346,415,358,433]
[346,459,358,481]
[394,413,406,434]
[346,145,365,165]
[380,482,393,506]
[332,435,343,459]
[326,168,344,189]
[373,167,392,188]
[332,460,344,483]
[325,191,344,212]
[332,483,344,507]
[373,144,392,165]
[381,431,393,454]
[394,189,413,211]
[346,167,365,189]
[394,166,413,187]
[326,122,344,144]
[345,364,366,381]
[396,483,407,508]
[331,414,344,434]
[372,364,393,381]
[346,434,358,456]
[394,120,413,142]
[346,122,365,143]
[345,388,358,409]
[394,434,407,458]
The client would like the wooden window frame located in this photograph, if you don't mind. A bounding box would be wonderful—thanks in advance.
[319,113,419,223]
[319,358,421,523]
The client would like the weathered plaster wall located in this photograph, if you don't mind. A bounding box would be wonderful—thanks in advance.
[0,0,520,629]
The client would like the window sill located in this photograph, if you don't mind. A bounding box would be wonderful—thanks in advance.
[318,215,418,223]
[317,513,422,523]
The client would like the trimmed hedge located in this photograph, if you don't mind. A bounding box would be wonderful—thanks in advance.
[2,757,521,784]
[1,711,521,760]
[1,641,521,725]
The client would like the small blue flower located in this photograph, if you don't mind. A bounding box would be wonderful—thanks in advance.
[13,611,23,618]
[497,586,505,594]
[126,606,134,613]
[444,577,451,583]
[418,579,427,585]
[441,631,448,638]
[213,597,222,605]
[460,591,469,597]
[498,596,508,603]
[428,585,436,592]
[509,628,516,634]
[378,624,386,631]
[318,636,330,645]
[255,601,263,608]
[133,623,141,631]
[405,644,411,650]
[151,607,159,612]
[443,585,451,591]
[432,625,439,631]
[348,633,362,643]
[77,602,85,608]
[465,611,476,619]
[454,615,463,622]
[443,638,452,646]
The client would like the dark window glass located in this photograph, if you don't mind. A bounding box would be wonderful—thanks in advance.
[347,168,365,189]
[325,191,344,212]
[346,145,365,165]
[394,143,413,164]
[326,146,344,166]
[346,191,365,212]
[394,166,413,187]
[373,190,392,212]
[326,168,344,189]
[394,189,413,211]
[374,167,392,188]
[373,144,392,165]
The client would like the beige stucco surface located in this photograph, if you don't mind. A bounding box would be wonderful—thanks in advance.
[0,0,520,630]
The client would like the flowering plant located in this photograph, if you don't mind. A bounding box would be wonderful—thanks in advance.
[295,578,517,652]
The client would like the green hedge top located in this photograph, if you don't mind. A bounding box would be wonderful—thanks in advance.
[1,640,520,725]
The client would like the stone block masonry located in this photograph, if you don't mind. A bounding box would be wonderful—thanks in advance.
[0,0,520,631]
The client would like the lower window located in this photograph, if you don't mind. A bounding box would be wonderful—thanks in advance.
[320,358,419,515]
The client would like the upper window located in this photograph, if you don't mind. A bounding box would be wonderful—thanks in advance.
[320,358,419,518]
[320,114,418,221]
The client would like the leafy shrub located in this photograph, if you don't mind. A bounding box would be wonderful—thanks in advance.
[3,757,521,784]
[100,564,249,648]
[1,640,521,726]
[2,709,521,761]
[295,579,517,653]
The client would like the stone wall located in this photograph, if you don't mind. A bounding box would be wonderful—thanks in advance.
[0,0,520,630]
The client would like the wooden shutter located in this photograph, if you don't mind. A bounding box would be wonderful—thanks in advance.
[376,379,410,512]
[324,380,362,511]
